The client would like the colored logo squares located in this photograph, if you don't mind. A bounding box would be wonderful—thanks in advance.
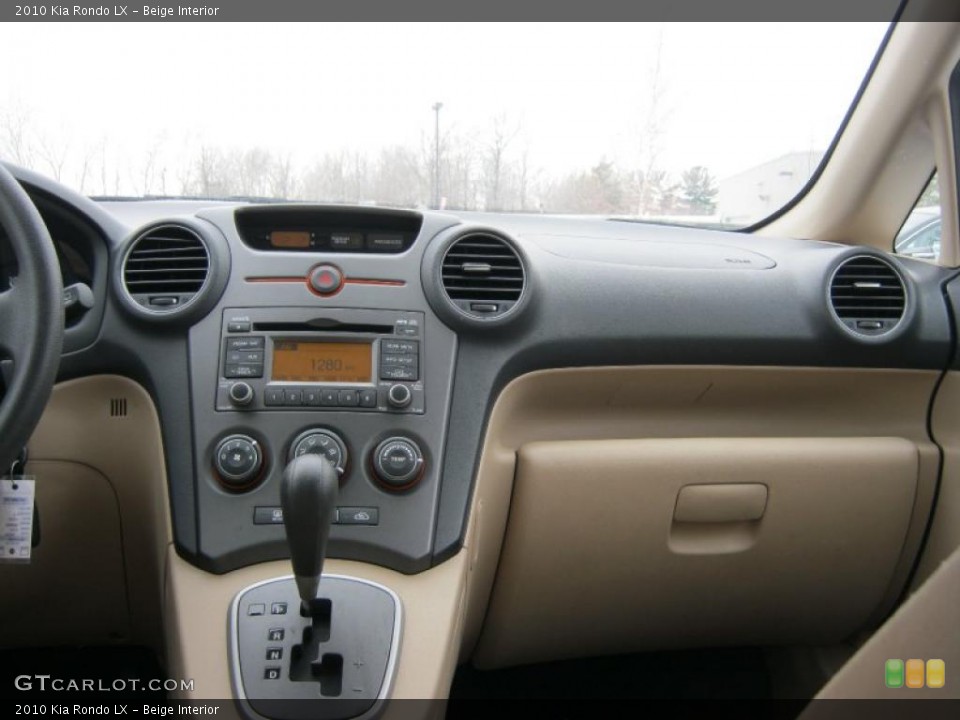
[885,659,945,688]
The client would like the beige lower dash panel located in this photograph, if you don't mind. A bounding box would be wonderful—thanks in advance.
[165,547,468,708]
[472,437,919,669]
[0,461,129,645]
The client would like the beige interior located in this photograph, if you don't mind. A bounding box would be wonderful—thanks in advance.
[473,436,919,668]
[6,365,949,698]
[807,544,960,702]
[2,375,171,651]
[164,549,468,713]
[918,370,960,579]
[461,366,941,666]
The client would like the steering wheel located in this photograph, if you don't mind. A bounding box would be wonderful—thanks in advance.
[0,163,64,472]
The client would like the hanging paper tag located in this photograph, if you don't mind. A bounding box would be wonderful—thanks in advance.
[0,477,35,564]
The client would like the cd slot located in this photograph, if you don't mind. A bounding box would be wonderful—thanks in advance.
[253,321,394,334]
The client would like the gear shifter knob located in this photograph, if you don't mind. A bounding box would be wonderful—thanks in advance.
[280,453,339,610]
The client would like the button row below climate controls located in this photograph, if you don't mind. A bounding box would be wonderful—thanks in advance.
[264,386,378,409]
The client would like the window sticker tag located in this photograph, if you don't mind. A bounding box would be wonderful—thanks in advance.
[0,477,35,564]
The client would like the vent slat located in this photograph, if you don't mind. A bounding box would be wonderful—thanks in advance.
[441,233,524,314]
[829,256,905,332]
[123,225,210,299]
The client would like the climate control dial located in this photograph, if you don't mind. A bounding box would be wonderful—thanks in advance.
[288,428,349,476]
[372,437,424,490]
[214,434,263,489]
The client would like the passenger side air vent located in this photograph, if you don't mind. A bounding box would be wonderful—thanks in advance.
[122,224,210,313]
[440,232,526,319]
[829,255,906,337]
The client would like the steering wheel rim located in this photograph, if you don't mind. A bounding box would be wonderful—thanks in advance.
[0,163,64,471]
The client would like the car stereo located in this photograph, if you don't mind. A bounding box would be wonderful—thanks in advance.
[214,307,425,414]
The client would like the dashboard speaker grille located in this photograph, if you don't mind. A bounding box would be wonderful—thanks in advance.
[122,224,210,311]
[829,256,906,336]
[441,232,525,318]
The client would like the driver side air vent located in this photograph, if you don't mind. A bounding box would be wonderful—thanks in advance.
[441,232,526,319]
[122,224,210,312]
[829,255,906,337]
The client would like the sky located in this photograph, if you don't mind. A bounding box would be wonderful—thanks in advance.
[0,22,889,195]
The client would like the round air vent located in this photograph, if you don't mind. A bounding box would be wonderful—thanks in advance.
[122,224,210,313]
[115,219,229,324]
[829,255,907,337]
[440,232,526,320]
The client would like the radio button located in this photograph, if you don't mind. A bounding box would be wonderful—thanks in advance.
[284,388,303,406]
[382,340,418,355]
[227,350,264,364]
[359,388,378,408]
[225,363,264,379]
[381,353,417,368]
[380,365,418,381]
[338,389,359,407]
[227,321,251,333]
[226,336,265,350]
[303,388,321,406]
[320,388,338,406]
[264,387,284,406]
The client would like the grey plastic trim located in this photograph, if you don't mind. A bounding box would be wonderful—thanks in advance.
[421,225,533,330]
[228,573,403,718]
[826,252,913,343]
[113,217,231,325]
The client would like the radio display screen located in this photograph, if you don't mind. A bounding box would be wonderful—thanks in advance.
[272,341,372,383]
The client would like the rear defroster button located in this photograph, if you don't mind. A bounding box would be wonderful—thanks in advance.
[309,264,344,295]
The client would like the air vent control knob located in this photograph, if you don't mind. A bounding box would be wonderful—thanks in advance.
[214,434,263,490]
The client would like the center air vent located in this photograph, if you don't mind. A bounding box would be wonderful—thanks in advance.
[829,255,906,337]
[440,232,525,319]
[122,224,210,313]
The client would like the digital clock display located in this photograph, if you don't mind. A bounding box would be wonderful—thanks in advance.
[270,231,311,249]
[272,341,372,383]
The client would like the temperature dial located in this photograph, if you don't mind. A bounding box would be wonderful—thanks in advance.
[372,437,424,490]
[288,428,349,476]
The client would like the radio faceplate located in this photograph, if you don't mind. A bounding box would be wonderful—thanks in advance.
[215,308,425,414]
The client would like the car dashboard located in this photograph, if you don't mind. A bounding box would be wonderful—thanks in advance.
[3,163,958,701]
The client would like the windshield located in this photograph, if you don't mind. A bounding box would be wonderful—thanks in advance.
[1,22,889,228]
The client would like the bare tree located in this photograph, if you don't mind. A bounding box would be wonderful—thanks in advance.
[0,104,35,165]
[635,27,670,216]
[483,113,519,211]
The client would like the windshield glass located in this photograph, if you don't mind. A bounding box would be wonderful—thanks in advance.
[1,22,889,228]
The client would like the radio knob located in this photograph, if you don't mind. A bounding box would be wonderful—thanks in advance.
[228,381,254,407]
[387,383,412,409]
[372,437,424,490]
[214,434,264,490]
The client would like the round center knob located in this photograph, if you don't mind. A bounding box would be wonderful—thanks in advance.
[308,264,344,295]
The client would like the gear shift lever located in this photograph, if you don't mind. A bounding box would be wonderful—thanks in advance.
[280,453,339,611]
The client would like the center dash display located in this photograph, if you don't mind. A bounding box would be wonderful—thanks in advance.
[272,341,372,383]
